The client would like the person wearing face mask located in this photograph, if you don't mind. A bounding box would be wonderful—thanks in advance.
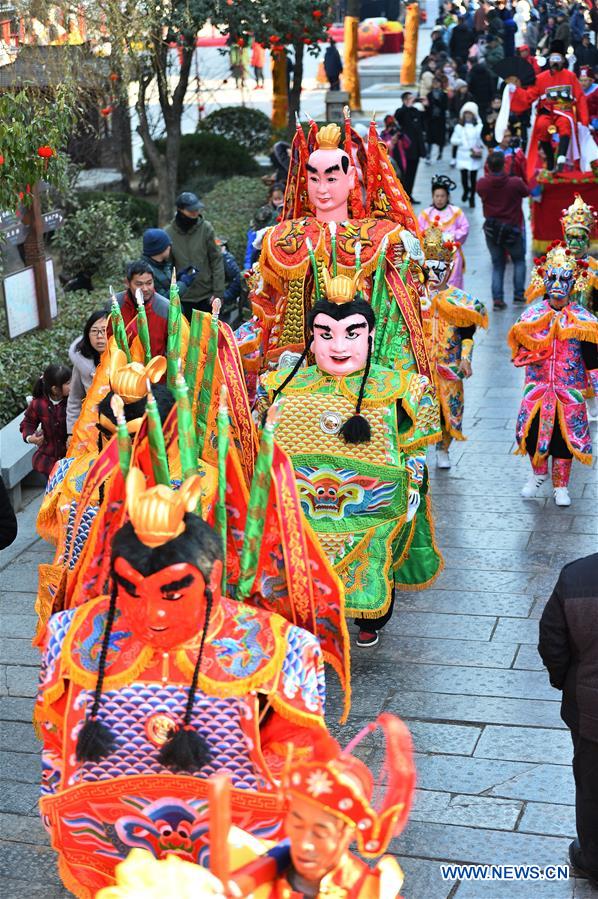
[140,227,198,299]
[506,41,592,174]
[257,269,441,648]
[418,174,469,288]
[166,191,225,319]
[419,225,487,470]
[509,243,598,506]
[35,468,329,898]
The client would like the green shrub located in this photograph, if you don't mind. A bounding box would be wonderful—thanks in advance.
[55,199,136,281]
[140,133,261,193]
[0,288,108,427]
[203,176,270,265]
[198,107,273,155]
[75,191,158,235]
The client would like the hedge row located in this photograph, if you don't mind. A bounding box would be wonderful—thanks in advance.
[0,289,107,427]
[0,176,270,426]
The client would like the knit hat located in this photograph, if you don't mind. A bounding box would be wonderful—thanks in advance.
[143,228,172,256]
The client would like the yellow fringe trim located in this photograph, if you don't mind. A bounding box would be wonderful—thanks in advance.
[57,853,94,899]
[394,493,445,592]
[435,294,488,329]
[268,692,328,731]
[342,528,400,619]
[509,313,598,356]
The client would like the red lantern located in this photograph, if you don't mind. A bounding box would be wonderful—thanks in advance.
[0,154,4,165]
[37,145,54,158]
[269,33,279,42]
[100,106,113,117]
[312,9,323,18]
[109,72,119,82]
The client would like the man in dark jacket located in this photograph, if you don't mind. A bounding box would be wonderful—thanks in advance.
[539,554,598,888]
[324,38,343,91]
[449,18,475,63]
[165,192,225,319]
[574,34,598,73]
[476,151,529,308]
[394,92,427,202]
[141,228,198,299]
[0,477,17,550]
[467,61,496,117]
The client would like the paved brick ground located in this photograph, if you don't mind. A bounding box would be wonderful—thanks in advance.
[1,166,596,897]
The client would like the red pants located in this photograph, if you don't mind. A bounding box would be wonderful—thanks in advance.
[535,113,573,140]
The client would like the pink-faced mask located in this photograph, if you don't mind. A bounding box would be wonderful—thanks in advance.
[306,148,356,223]
[312,312,373,377]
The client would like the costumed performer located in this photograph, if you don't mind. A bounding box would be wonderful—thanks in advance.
[36,466,329,899]
[236,114,430,400]
[417,174,469,289]
[509,243,598,506]
[34,351,176,637]
[526,195,597,313]
[97,714,415,899]
[257,267,441,649]
[502,41,598,176]
[421,224,488,470]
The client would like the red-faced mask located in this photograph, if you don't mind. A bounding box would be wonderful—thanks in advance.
[113,557,208,650]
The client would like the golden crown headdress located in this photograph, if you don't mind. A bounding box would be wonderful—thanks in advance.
[109,349,167,404]
[126,467,203,548]
[422,225,457,264]
[544,243,578,274]
[561,194,596,236]
[321,267,365,304]
[316,123,342,150]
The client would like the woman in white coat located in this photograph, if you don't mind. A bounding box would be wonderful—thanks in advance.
[66,310,107,435]
[450,101,485,209]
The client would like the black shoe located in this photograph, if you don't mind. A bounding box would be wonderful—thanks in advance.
[569,840,598,888]
[462,190,469,202]
[469,196,475,208]
[493,299,507,309]
[513,295,525,303]
[409,197,420,205]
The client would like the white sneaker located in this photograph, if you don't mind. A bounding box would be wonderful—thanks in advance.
[587,395,598,421]
[554,487,571,507]
[450,159,456,168]
[436,449,451,469]
[521,474,547,498]
[425,156,431,165]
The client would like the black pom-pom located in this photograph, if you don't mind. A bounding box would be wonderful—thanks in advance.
[158,726,212,772]
[76,717,116,762]
[340,414,372,444]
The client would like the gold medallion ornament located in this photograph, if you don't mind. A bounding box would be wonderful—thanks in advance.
[145,712,177,747]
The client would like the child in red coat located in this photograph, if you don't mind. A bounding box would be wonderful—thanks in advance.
[20,364,71,480]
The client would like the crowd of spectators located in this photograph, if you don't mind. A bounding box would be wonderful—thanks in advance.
[384,0,598,201]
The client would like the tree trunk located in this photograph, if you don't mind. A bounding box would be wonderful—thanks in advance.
[135,39,195,224]
[287,41,304,134]
[22,183,52,330]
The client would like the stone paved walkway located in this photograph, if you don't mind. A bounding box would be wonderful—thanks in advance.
[1,161,597,897]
